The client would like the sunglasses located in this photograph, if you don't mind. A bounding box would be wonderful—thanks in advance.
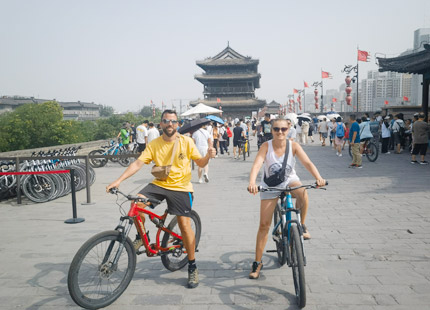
[273,127,288,133]
[162,119,178,125]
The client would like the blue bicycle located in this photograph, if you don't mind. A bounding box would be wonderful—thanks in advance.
[262,182,328,308]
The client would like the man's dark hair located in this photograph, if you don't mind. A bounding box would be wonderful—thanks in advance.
[265,113,270,118]
[143,120,149,124]
[350,114,356,121]
[149,122,154,127]
[418,112,425,119]
[361,116,367,122]
[161,109,177,120]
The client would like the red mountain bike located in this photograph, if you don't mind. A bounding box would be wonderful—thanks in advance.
[67,188,201,309]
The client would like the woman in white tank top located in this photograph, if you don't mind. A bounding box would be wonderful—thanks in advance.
[247,118,326,279]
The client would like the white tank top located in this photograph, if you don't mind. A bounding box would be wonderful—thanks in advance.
[260,140,299,189]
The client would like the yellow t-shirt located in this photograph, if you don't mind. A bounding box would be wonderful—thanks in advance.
[138,134,202,192]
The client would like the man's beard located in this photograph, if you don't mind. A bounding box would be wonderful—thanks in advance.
[163,126,176,137]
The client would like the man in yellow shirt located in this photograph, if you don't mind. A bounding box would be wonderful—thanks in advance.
[106,110,215,289]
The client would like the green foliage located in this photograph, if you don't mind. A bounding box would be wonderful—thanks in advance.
[0,102,167,152]
[100,105,114,117]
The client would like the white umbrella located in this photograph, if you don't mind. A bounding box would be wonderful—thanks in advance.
[326,113,340,120]
[181,103,222,116]
[317,115,327,121]
[297,114,312,121]
[284,113,298,125]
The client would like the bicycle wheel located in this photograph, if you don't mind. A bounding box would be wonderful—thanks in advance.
[161,210,201,272]
[89,150,107,168]
[68,230,136,310]
[290,225,306,308]
[365,142,379,162]
[118,149,131,167]
[242,144,246,161]
[273,203,287,266]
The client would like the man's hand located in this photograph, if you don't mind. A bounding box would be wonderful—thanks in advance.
[207,146,216,158]
[106,180,121,193]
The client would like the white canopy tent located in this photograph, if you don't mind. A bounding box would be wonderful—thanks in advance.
[181,103,222,117]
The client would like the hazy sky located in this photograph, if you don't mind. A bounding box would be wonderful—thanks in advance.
[1,0,430,112]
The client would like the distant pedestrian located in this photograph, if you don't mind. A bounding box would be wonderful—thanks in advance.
[410,112,429,165]
[301,121,310,144]
[136,120,149,153]
[328,118,335,148]
[147,122,160,143]
[233,121,246,159]
[212,123,219,156]
[334,117,346,157]
[296,119,303,144]
[359,116,373,155]
[392,114,405,154]
[348,114,362,168]
[218,123,229,155]
[192,124,212,183]
[117,122,131,149]
[260,113,273,142]
[381,116,391,154]
[318,118,328,146]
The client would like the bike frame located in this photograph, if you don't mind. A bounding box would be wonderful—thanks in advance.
[272,191,307,267]
[116,201,183,256]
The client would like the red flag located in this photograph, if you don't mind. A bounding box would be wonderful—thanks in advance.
[322,71,332,79]
[332,98,337,103]
[304,81,309,88]
[384,100,389,105]
[217,98,221,103]
[403,96,409,101]
[293,88,299,94]
[358,50,370,62]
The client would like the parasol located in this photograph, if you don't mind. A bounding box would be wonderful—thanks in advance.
[178,118,211,134]
[284,113,298,125]
[206,115,224,124]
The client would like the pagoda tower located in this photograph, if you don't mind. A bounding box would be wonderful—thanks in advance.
[191,45,266,119]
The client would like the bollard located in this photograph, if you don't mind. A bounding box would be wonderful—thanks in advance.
[81,155,94,205]
[65,169,85,224]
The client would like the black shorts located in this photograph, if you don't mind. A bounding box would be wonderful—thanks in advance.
[138,183,193,217]
[137,143,146,153]
[412,143,428,156]
[393,132,401,145]
[233,139,241,147]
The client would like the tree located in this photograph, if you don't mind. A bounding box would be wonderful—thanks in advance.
[100,105,114,117]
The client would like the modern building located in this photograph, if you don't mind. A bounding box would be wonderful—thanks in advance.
[191,45,266,119]
[411,28,430,106]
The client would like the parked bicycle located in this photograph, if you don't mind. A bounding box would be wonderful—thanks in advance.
[260,182,328,309]
[89,140,132,168]
[348,139,379,162]
[67,188,202,309]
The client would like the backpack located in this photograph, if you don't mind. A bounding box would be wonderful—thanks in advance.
[335,122,345,138]
[222,128,228,140]
[396,120,405,138]
[226,127,233,138]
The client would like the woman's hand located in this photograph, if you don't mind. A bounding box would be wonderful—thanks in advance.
[315,178,326,187]
[247,183,259,195]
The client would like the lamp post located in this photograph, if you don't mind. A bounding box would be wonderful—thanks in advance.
[312,81,323,113]
[342,65,358,112]
[296,89,305,113]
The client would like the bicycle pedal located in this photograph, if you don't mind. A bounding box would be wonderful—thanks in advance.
[136,250,144,255]
[266,250,277,253]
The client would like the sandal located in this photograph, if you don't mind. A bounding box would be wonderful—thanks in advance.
[302,224,311,240]
[249,261,263,279]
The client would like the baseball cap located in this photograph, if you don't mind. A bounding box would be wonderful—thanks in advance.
[384,116,390,120]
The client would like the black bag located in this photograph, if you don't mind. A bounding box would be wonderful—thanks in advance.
[222,130,228,140]
[263,141,289,187]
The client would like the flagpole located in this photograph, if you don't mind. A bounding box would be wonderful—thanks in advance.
[356,46,359,113]
[304,88,306,113]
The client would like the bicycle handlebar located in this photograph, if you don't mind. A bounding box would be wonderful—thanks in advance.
[109,188,161,205]
[247,181,328,193]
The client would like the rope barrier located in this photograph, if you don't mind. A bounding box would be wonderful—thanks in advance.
[0,170,70,176]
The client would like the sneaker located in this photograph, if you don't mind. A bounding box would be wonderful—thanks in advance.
[227,151,230,155]
[249,261,263,279]
[338,153,342,157]
[133,237,143,251]
[203,174,209,183]
[411,160,418,164]
[348,164,356,168]
[356,165,363,169]
[187,268,199,288]
[302,224,311,240]
[198,178,203,184]
[336,152,339,156]
[420,161,429,165]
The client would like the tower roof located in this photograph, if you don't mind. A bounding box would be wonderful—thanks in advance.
[197,45,259,68]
